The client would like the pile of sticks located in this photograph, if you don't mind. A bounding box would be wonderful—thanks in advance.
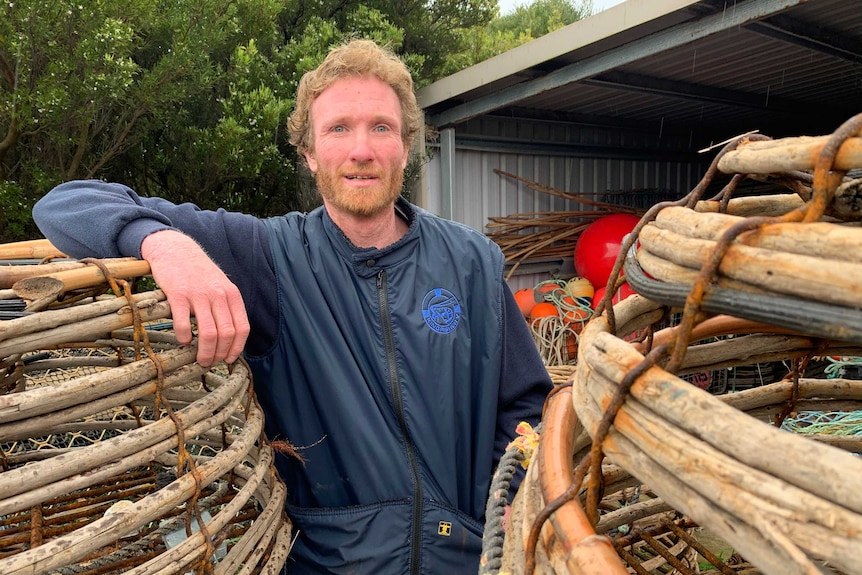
[487,171,642,277]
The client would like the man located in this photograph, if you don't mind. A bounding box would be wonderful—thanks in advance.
[33,39,551,574]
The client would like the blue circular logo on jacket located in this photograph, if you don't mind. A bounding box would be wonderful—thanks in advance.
[422,288,461,334]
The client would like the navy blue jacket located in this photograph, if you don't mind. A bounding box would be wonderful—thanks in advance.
[32,181,552,574]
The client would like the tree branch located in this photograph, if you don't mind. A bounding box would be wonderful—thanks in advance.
[66,116,91,180]
[0,116,19,166]
[0,52,16,92]
[86,105,147,177]
[0,51,20,165]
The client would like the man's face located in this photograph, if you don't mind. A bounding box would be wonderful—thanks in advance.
[304,75,409,218]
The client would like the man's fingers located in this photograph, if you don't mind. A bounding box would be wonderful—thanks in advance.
[210,297,238,365]
[191,301,218,367]
[225,290,250,364]
[169,298,194,345]
[190,287,249,367]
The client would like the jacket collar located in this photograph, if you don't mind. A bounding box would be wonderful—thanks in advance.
[321,196,420,278]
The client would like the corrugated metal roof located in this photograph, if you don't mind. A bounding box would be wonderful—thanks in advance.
[419,0,862,142]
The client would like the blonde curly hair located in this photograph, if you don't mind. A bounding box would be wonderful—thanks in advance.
[287,39,421,157]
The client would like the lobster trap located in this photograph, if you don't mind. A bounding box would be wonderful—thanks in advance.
[0,254,291,574]
[486,113,862,575]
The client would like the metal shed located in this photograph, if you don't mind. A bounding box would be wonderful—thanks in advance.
[415,0,862,288]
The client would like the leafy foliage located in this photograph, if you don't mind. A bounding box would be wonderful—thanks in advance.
[498,0,592,38]
[441,0,592,75]
[1,0,589,242]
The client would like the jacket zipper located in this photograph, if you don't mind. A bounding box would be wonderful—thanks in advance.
[377,269,423,575]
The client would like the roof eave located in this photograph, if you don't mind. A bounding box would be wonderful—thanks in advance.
[416,0,703,109]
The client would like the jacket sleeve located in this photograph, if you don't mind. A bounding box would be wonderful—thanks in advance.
[32,179,278,354]
[495,281,553,474]
[33,180,176,259]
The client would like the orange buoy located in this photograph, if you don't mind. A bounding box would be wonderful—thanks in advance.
[529,302,560,324]
[514,288,538,318]
[559,296,591,328]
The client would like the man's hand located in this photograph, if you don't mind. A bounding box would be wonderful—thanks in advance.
[142,230,250,367]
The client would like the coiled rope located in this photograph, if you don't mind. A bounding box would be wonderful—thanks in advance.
[480,422,540,574]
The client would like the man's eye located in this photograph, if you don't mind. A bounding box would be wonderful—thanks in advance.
[374,125,389,133]
[333,126,345,133]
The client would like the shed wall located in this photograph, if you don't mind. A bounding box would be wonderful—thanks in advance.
[421,116,712,290]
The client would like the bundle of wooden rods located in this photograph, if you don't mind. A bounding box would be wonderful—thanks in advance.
[573,296,862,575]
[635,198,862,309]
[0,239,155,314]
[487,170,643,278]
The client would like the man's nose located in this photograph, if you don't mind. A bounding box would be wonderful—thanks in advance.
[348,132,374,163]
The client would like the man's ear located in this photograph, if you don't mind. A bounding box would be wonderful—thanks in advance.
[304,151,318,173]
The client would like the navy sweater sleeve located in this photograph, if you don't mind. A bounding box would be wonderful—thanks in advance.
[32,180,278,355]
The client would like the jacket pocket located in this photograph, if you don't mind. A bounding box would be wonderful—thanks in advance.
[421,500,483,574]
[285,499,412,575]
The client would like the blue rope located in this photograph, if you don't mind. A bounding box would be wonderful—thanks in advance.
[824,356,862,379]
[781,411,862,436]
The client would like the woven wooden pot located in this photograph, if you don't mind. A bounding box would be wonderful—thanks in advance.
[499,302,862,575]
[494,117,862,575]
[502,379,707,575]
[572,294,862,575]
[0,287,291,575]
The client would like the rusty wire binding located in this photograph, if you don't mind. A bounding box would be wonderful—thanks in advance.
[495,113,862,575]
[0,254,291,574]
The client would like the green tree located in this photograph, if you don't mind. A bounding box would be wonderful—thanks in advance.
[4,0,593,243]
[1,0,292,240]
[1,0,151,239]
[1,0,496,242]
[497,0,592,38]
[442,0,591,75]
[274,0,496,87]
[81,0,297,214]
